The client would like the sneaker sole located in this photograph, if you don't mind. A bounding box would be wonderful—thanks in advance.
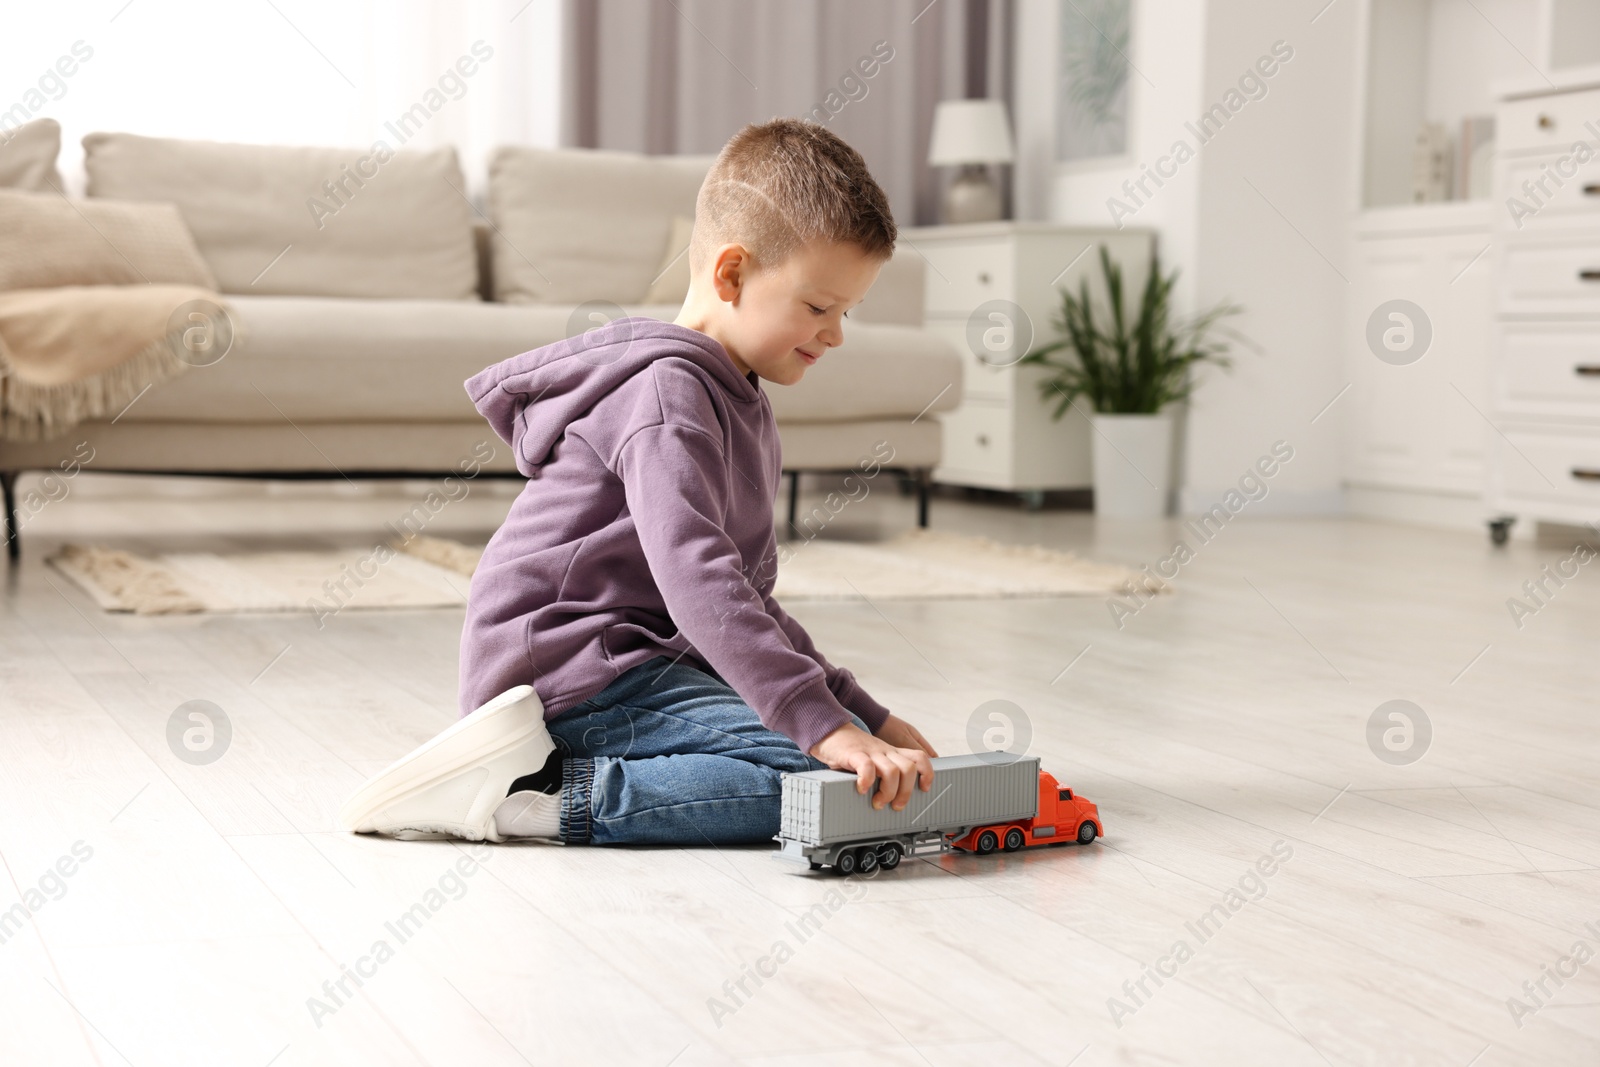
[338,684,553,840]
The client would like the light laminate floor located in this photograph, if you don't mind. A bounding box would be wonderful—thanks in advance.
[1,476,1597,1066]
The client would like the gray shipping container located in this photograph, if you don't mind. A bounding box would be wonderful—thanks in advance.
[780,753,1040,846]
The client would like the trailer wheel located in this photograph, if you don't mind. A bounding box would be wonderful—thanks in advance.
[876,843,902,870]
[976,830,999,855]
[836,849,857,875]
[1077,821,1098,844]
[1003,828,1025,851]
[856,846,879,874]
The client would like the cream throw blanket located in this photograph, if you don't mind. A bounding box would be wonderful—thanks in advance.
[0,283,221,442]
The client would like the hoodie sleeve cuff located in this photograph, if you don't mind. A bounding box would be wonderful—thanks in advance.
[838,683,893,735]
[772,674,856,755]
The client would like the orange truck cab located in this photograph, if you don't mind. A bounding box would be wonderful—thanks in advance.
[947,769,1101,854]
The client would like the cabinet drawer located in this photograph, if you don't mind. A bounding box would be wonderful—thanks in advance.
[1496,325,1600,420]
[1497,152,1600,232]
[937,398,1013,478]
[1493,425,1600,507]
[1498,88,1600,156]
[925,317,1013,401]
[1497,239,1600,313]
[917,239,1015,314]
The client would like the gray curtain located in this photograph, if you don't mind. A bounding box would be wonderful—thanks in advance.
[561,0,1014,227]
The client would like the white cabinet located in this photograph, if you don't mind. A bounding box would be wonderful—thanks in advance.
[1343,204,1494,499]
[898,221,1154,496]
[1488,80,1600,531]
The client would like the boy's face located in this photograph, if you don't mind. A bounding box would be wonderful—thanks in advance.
[684,238,883,386]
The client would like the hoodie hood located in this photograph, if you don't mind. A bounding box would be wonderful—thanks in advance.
[464,317,759,476]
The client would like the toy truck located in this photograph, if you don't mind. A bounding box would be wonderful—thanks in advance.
[772,753,1102,874]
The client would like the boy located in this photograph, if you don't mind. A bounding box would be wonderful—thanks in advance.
[339,118,937,846]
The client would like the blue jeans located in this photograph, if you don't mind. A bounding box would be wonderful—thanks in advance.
[544,655,868,846]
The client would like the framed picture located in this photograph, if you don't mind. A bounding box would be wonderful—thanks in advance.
[1055,0,1131,164]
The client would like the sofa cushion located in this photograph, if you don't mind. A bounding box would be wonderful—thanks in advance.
[488,147,715,304]
[122,299,962,427]
[0,188,217,289]
[0,118,63,192]
[82,132,478,300]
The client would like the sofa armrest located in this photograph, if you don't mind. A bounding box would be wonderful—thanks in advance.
[851,249,924,328]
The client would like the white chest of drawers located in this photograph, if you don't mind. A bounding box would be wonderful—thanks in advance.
[1488,81,1600,534]
[899,222,1155,498]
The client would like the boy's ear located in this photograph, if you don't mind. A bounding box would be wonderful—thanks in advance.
[709,242,750,304]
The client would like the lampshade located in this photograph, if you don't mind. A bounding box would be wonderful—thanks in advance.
[928,99,1015,165]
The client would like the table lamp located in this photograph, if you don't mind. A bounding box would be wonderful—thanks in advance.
[928,98,1015,224]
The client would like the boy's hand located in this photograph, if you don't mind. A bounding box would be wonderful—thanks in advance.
[808,722,935,812]
[874,712,939,758]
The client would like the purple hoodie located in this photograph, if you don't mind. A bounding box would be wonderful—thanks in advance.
[457,316,893,754]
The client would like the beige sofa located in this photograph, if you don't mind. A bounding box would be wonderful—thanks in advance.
[0,125,962,560]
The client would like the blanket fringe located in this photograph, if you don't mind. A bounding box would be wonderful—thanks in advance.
[0,330,192,444]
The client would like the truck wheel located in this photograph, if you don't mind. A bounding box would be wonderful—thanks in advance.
[836,850,857,875]
[1077,821,1098,844]
[876,843,902,870]
[856,846,879,873]
[1003,828,1025,851]
[976,830,999,855]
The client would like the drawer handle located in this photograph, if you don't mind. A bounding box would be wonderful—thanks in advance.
[1586,183,1600,196]
[976,432,990,446]
[1538,113,1555,129]
[977,271,991,285]
[1581,270,1600,282]
[1574,468,1600,481]
[1576,365,1600,376]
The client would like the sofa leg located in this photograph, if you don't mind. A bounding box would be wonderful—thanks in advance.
[786,470,800,537]
[2,471,18,564]
[915,468,930,528]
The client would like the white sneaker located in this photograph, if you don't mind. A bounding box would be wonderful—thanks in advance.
[338,685,554,842]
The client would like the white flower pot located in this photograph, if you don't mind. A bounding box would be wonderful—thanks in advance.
[1089,413,1173,518]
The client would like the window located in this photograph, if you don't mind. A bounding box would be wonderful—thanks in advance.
[1058,789,1072,801]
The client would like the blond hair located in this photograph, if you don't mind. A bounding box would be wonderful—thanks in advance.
[690,118,896,276]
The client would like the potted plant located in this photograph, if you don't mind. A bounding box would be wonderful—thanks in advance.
[1017,246,1242,518]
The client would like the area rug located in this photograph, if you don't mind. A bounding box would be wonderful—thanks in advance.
[47,529,1167,615]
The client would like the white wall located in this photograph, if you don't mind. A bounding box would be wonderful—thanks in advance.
[1016,0,1359,516]
[1179,0,1360,515]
